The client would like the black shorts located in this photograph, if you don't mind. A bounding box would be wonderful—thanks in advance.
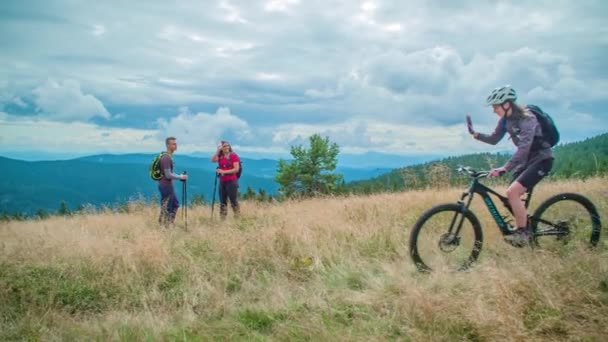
[512,158,554,190]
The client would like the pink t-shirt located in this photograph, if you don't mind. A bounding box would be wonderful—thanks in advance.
[218,152,240,182]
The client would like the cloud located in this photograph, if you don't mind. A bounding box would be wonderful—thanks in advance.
[264,0,300,13]
[269,118,498,155]
[255,72,283,81]
[0,0,606,158]
[220,0,248,24]
[11,96,27,108]
[32,79,111,121]
[364,46,462,95]
[156,107,251,149]
[0,114,158,154]
[304,87,341,99]
[92,24,105,36]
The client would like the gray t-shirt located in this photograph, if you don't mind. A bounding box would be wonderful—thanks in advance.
[476,109,553,175]
[159,153,180,185]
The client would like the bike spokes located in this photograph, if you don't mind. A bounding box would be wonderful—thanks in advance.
[438,233,461,253]
[410,204,483,272]
[532,195,601,253]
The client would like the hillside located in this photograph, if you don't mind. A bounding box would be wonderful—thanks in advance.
[75,153,391,183]
[0,153,391,215]
[1,177,607,340]
[0,156,279,215]
[347,132,608,194]
[2,133,606,215]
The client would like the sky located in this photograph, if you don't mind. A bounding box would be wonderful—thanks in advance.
[1,0,607,162]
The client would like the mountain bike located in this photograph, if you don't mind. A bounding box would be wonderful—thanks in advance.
[409,166,602,272]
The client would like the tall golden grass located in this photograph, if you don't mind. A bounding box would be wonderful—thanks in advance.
[1,177,607,341]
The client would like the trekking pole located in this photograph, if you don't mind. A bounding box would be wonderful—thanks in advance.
[182,171,187,230]
[211,170,219,218]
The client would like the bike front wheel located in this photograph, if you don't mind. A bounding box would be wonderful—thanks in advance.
[531,192,602,252]
[409,203,483,272]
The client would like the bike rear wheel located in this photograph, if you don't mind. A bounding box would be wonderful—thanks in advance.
[531,192,602,252]
[409,203,483,272]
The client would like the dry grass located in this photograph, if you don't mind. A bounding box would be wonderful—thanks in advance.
[1,177,607,341]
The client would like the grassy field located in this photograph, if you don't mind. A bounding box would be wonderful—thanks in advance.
[1,177,607,341]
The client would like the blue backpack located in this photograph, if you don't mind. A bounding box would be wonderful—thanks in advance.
[526,104,560,147]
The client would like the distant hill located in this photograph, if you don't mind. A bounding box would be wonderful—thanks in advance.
[75,154,280,179]
[0,155,279,215]
[345,132,608,194]
[75,154,390,181]
[3,133,605,215]
[0,154,390,215]
[336,151,440,168]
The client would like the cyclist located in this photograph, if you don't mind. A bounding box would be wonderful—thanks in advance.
[468,85,554,247]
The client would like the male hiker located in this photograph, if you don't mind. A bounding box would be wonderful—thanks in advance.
[158,137,188,227]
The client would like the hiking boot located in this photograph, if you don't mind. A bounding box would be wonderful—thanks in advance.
[504,228,532,248]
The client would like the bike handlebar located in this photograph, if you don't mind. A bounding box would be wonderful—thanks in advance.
[456,165,489,179]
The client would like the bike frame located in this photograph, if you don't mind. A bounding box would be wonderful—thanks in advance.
[455,175,533,236]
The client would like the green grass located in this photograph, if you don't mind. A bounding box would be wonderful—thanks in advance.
[1,177,607,340]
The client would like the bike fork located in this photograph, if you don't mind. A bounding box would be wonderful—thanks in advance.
[451,192,474,237]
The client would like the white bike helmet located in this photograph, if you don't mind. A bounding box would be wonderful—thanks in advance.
[485,85,517,106]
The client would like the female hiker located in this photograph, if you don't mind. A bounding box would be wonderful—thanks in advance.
[211,140,241,219]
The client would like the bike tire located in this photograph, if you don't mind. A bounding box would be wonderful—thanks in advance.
[409,203,483,272]
[531,192,602,250]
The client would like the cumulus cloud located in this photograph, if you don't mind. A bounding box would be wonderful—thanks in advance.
[364,46,463,95]
[264,0,299,13]
[11,96,27,108]
[270,118,497,155]
[220,0,248,24]
[156,107,252,149]
[92,24,105,36]
[0,0,606,157]
[0,115,158,154]
[32,79,111,121]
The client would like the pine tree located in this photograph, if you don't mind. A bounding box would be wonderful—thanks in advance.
[58,201,71,216]
[242,186,257,200]
[275,134,343,198]
[36,208,49,219]
[191,193,206,206]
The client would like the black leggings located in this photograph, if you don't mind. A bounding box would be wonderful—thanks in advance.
[219,180,239,217]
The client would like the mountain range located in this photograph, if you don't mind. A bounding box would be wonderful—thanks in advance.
[3,132,606,216]
[0,153,393,215]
